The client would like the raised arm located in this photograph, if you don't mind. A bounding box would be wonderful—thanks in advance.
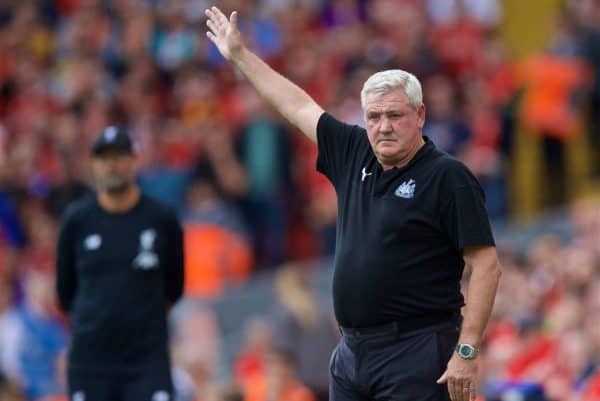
[205,6,323,142]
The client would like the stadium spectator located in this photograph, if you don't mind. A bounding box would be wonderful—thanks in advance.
[0,268,67,400]
[182,171,253,299]
[243,348,316,401]
[270,264,338,401]
[233,317,273,388]
[171,301,222,401]
[422,74,471,156]
[215,384,244,401]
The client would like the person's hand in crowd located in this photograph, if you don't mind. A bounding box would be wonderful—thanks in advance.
[437,354,478,401]
[205,6,243,62]
[202,124,249,197]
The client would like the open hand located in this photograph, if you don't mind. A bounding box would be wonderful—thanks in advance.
[205,6,243,61]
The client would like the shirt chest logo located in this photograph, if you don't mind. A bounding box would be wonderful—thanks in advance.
[133,228,159,270]
[72,391,86,401]
[152,391,170,401]
[394,179,416,199]
[361,167,373,182]
[83,234,102,250]
[103,126,117,141]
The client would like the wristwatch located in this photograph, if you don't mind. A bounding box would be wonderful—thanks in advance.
[455,343,478,360]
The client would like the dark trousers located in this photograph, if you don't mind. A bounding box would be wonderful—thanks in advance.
[68,362,173,401]
[329,318,460,401]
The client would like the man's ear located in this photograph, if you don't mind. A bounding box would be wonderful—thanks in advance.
[417,103,426,129]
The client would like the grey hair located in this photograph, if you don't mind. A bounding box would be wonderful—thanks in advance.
[360,69,423,110]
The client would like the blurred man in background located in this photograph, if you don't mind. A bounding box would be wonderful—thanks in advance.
[205,6,501,401]
[56,126,184,401]
[0,268,67,399]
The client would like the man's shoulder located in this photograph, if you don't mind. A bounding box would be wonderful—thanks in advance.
[61,194,97,225]
[431,150,467,171]
[429,149,481,190]
[140,194,180,223]
[318,113,371,159]
[319,112,367,137]
[316,112,371,182]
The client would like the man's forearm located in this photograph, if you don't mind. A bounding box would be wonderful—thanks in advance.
[231,47,323,141]
[459,253,501,348]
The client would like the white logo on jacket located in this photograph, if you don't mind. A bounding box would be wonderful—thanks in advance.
[394,179,416,199]
[361,167,373,182]
[152,390,170,401]
[83,234,102,250]
[103,126,117,141]
[133,228,159,270]
[72,391,85,401]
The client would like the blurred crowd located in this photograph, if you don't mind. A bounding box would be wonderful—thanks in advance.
[0,0,599,400]
[481,198,600,401]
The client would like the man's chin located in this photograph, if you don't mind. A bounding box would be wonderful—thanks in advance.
[376,148,402,163]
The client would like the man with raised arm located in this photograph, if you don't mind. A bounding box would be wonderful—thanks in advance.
[205,7,501,401]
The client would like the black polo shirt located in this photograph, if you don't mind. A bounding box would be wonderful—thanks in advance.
[316,112,495,329]
[56,193,184,374]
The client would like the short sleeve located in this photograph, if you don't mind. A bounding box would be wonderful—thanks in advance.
[439,163,495,252]
[316,112,366,187]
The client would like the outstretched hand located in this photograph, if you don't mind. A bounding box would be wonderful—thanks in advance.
[205,6,243,61]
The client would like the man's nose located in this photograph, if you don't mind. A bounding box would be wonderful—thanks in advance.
[379,117,392,133]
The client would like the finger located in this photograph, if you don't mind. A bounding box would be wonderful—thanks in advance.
[460,380,470,401]
[206,9,226,30]
[462,383,470,401]
[212,6,229,26]
[470,386,476,401]
[206,31,217,44]
[230,11,238,29]
[436,370,447,384]
[450,379,460,401]
[447,378,455,401]
[205,8,226,29]
[206,19,221,36]
[205,8,217,24]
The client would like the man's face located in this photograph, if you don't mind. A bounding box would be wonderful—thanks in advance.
[91,148,138,194]
[363,88,425,167]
